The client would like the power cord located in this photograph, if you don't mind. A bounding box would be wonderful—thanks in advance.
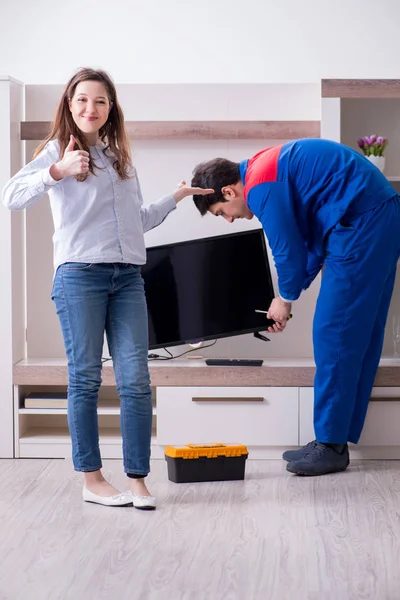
[148,339,217,361]
[101,339,217,363]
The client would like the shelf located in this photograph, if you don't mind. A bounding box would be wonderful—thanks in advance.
[20,426,120,443]
[13,357,400,387]
[19,405,157,416]
[20,120,320,141]
[18,426,162,459]
[20,426,156,444]
[322,79,400,99]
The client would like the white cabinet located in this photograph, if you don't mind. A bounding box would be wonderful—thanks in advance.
[358,388,400,447]
[12,360,400,460]
[299,387,400,457]
[0,77,24,458]
[299,387,314,446]
[157,386,299,447]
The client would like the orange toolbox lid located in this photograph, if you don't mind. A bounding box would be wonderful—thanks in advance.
[165,443,248,459]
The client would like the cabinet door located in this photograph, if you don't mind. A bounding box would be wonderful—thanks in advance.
[157,386,299,446]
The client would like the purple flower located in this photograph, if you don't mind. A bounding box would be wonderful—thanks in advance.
[362,135,377,146]
[357,134,388,157]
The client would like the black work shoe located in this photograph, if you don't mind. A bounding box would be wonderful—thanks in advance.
[282,441,318,462]
[286,442,350,476]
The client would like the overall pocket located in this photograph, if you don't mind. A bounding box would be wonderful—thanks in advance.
[325,220,358,260]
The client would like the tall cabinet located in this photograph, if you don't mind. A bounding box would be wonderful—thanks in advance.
[0,76,24,457]
[321,79,400,357]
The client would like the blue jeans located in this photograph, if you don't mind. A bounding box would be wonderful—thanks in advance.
[52,263,152,476]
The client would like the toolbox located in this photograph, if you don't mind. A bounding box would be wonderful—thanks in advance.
[164,443,249,483]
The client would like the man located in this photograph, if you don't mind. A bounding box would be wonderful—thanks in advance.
[191,138,400,476]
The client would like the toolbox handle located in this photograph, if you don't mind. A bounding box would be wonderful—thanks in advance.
[191,396,264,402]
[186,443,226,448]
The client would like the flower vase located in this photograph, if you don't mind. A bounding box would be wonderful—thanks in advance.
[367,155,385,173]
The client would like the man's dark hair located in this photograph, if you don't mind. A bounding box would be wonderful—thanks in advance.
[191,158,241,216]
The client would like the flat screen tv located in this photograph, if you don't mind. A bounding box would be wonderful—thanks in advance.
[142,229,275,350]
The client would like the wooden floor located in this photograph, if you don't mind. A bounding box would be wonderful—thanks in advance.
[1,459,400,600]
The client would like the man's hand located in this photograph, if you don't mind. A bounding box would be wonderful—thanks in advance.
[173,180,214,203]
[266,297,292,333]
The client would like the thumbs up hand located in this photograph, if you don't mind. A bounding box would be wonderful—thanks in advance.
[50,135,90,181]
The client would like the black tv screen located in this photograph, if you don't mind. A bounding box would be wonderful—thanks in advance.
[142,229,275,349]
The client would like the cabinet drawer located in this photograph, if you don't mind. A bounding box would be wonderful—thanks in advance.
[300,387,400,447]
[157,386,298,446]
[359,387,400,446]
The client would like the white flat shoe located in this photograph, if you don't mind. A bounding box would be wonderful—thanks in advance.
[83,487,133,507]
[131,493,156,510]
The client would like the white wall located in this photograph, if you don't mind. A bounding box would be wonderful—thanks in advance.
[0,0,400,84]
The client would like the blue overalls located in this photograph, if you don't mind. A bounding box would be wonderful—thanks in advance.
[241,138,400,443]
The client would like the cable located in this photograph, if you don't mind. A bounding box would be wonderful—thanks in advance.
[148,340,217,361]
[101,339,217,364]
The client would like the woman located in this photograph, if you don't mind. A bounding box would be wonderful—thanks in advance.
[3,68,212,508]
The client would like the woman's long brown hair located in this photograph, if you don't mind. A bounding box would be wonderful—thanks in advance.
[34,68,132,181]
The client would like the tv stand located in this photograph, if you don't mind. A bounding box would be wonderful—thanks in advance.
[11,358,400,461]
[205,358,263,367]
